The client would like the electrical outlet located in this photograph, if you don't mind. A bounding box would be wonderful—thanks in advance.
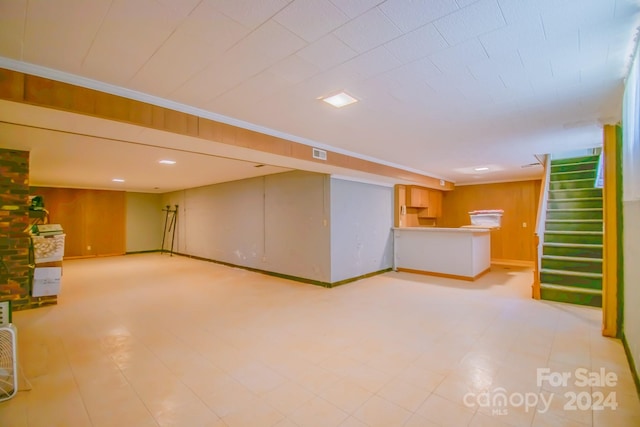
[87,245,91,251]
[522,222,527,228]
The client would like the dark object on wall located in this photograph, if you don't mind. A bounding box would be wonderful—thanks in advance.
[29,195,44,210]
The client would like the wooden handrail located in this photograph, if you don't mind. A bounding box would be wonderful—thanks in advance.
[532,154,551,299]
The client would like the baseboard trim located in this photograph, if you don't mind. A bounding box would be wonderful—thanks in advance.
[491,259,535,268]
[172,252,390,288]
[622,334,640,399]
[396,267,491,281]
[126,250,162,255]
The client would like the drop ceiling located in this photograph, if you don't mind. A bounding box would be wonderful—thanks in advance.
[0,0,638,192]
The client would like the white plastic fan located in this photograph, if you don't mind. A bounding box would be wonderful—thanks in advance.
[0,300,17,402]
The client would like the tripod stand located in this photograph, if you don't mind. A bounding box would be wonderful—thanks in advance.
[161,205,179,256]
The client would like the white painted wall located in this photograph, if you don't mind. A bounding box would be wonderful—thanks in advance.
[161,171,331,283]
[622,41,640,382]
[125,192,163,252]
[623,201,640,374]
[329,178,393,283]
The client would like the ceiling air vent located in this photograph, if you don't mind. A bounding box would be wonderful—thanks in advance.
[312,148,327,161]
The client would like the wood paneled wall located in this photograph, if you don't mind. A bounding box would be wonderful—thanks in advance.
[30,187,126,258]
[440,180,541,263]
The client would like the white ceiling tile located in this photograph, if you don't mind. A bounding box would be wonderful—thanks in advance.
[456,0,481,6]
[615,0,640,18]
[384,24,448,64]
[580,17,638,65]
[267,55,320,84]
[82,0,183,84]
[500,53,552,88]
[22,0,111,72]
[296,34,358,70]
[154,0,201,17]
[209,70,290,109]
[436,67,478,90]
[496,0,544,26]
[128,32,215,96]
[229,21,306,64]
[383,58,443,87]
[518,31,579,68]
[428,39,489,72]
[0,0,26,59]
[209,0,292,29]
[379,0,460,32]
[173,22,306,104]
[169,65,233,106]
[540,0,616,40]
[175,1,250,51]
[274,0,349,42]
[479,19,546,58]
[530,69,581,94]
[434,0,506,46]
[332,7,403,53]
[330,45,401,82]
[467,50,522,81]
[328,0,384,18]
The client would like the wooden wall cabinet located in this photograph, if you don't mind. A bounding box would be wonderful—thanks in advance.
[408,186,442,219]
[425,189,442,218]
[407,186,430,208]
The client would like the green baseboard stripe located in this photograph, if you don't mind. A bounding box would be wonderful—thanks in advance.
[622,334,640,399]
[125,249,162,255]
[172,252,391,288]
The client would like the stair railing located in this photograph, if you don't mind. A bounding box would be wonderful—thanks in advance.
[532,154,551,299]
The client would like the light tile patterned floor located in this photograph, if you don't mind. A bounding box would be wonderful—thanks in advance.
[1,253,638,426]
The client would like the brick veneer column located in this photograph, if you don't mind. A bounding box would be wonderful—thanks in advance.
[0,148,56,310]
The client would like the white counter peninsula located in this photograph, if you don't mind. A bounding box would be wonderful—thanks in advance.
[392,227,491,281]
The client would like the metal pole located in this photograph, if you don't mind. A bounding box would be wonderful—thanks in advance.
[170,205,178,257]
[161,205,171,254]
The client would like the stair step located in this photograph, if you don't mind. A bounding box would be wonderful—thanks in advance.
[550,155,600,166]
[550,170,597,181]
[545,220,603,232]
[550,179,596,190]
[547,208,602,211]
[544,242,603,248]
[541,255,603,274]
[540,283,602,295]
[548,188,602,200]
[540,268,602,278]
[542,255,602,263]
[547,199,603,209]
[546,219,602,223]
[544,229,602,244]
[546,208,602,220]
[550,161,599,173]
[545,230,602,235]
[540,285,602,307]
[549,197,602,202]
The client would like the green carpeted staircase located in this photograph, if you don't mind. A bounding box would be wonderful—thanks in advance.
[540,155,603,307]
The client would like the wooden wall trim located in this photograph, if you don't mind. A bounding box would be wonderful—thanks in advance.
[0,67,454,190]
[602,125,620,337]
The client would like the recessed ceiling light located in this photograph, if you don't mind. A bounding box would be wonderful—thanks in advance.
[474,167,490,171]
[320,91,358,108]
[159,160,176,165]
[112,178,125,183]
